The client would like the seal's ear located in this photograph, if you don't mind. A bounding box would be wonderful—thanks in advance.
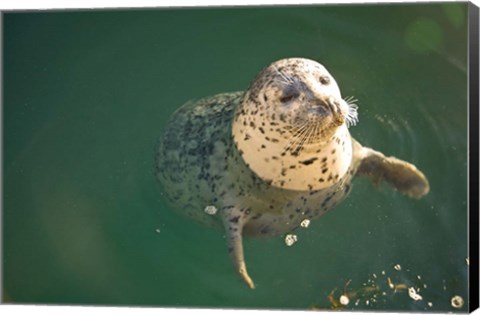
[355,145,430,199]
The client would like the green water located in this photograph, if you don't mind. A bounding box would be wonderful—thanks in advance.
[3,3,469,312]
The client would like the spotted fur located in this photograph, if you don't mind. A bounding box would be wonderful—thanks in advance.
[155,58,429,289]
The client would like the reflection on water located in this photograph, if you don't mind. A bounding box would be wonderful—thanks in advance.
[3,3,469,311]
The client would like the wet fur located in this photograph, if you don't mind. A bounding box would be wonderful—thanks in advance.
[155,58,429,289]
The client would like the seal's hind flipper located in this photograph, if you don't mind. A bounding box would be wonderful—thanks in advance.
[356,147,430,199]
[221,207,255,289]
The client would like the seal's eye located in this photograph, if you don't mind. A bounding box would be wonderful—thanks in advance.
[319,76,330,85]
[279,86,300,103]
[279,92,299,103]
[280,95,294,103]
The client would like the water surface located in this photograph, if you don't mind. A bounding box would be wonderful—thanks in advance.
[3,3,469,311]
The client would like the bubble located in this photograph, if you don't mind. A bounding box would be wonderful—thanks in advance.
[204,205,218,215]
[339,295,349,305]
[441,3,466,29]
[300,219,310,228]
[284,234,298,246]
[451,295,464,309]
[404,17,443,54]
[408,287,423,301]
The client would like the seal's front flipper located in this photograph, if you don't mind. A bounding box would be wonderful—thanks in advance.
[221,207,255,289]
[356,147,430,199]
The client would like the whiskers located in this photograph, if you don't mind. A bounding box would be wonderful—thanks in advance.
[273,66,294,85]
[343,95,359,127]
[283,120,326,156]
[281,95,359,156]
[272,65,305,92]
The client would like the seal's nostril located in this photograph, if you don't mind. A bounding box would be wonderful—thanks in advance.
[330,99,342,113]
[318,98,339,114]
[308,105,328,116]
[307,101,331,117]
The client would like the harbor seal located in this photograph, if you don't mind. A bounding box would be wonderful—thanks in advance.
[155,58,429,289]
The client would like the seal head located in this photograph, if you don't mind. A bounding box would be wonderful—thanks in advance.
[232,58,358,191]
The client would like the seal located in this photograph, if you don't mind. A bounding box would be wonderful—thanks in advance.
[155,58,429,289]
